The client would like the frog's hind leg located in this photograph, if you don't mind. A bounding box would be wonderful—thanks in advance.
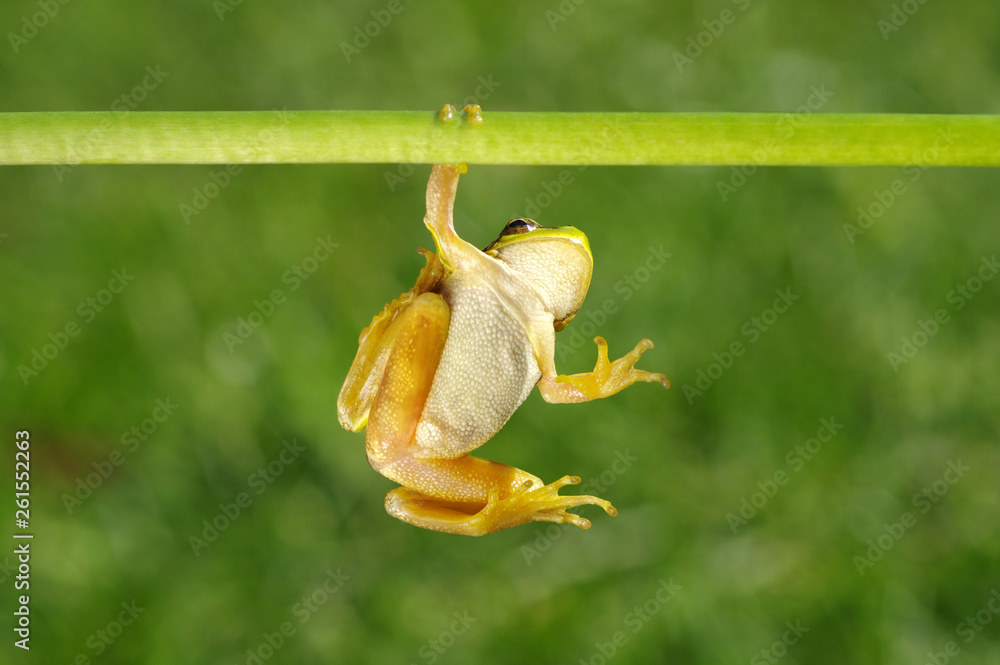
[363,291,451,467]
[383,473,617,536]
[337,250,446,433]
[376,435,617,536]
[364,292,615,535]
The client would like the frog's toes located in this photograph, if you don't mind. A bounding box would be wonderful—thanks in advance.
[498,475,617,530]
[463,103,484,125]
[597,337,670,390]
[623,338,670,388]
[439,103,458,122]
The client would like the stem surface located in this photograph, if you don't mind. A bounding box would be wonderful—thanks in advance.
[1,111,997,166]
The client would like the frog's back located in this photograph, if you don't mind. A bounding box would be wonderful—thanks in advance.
[414,270,542,458]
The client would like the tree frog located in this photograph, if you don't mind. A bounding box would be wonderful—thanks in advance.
[338,163,669,536]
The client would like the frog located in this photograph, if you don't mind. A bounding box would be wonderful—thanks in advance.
[337,162,669,536]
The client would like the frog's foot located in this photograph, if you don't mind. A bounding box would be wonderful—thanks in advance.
[438,103,458,122]
[483,475,617,530]
[437,103,482,124]
[462,103,483,125]
[385,475,616,536]
[553,336,669,401]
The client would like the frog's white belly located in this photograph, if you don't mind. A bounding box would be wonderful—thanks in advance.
[415,273,541,458]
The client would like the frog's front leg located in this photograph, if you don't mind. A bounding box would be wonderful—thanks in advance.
[365,292,615,536]
[537,336,670,404]
[422,164,486,273]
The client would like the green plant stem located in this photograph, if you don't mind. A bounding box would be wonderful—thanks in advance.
[1,111,998,166]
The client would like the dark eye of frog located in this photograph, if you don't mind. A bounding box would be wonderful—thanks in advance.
[502,218,540,235]
[484,218,541,251]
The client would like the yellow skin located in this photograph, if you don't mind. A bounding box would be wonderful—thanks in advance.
[337,163,669,536]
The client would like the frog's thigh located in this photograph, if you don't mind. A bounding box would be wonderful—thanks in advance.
[365,292,450,467]
[365,291,538,508]
[339,293,431,432]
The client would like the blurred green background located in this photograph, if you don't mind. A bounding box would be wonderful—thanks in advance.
[2,1,1000,663]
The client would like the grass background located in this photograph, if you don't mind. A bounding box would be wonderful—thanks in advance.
[2,1,999,663]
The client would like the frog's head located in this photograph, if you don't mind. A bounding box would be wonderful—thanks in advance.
[484,218,593,331]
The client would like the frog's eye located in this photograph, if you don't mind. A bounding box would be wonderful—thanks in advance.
[501,218,540,236]
[484,218,544,252]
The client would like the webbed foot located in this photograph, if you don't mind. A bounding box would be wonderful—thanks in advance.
[557,336,670,399]
[384,475,615,536]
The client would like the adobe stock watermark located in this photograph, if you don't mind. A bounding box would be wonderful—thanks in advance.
[544,0,588,31]
[843,126,955,243]
[886,254,998,372]
[672,0,753,73]
[53,65,170,182]
[716,84,834,201]
[521,449,639,566]
[726,416,843,534]
[237,567,350,664]
[515,166,588,220]
[340,0,413,63]
[556,245,672,363]
[222,236,339,352]
[385,75,501,191]
[7,0,74,54]
[853,458,969,575]
[61,600,144,662]
[61,397,179,514]
[877,0,932,41]
[410,610,476,665]
[213,0,244,20]
[17,268,135,385]
[683,287,798,404]
[954,589,1000,653]
[0,553,19,585]
[577,578,681,665]
[179,108,291,224]
[189,438,307,557]
[750,620,809,665]
[922,588,1000,665]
